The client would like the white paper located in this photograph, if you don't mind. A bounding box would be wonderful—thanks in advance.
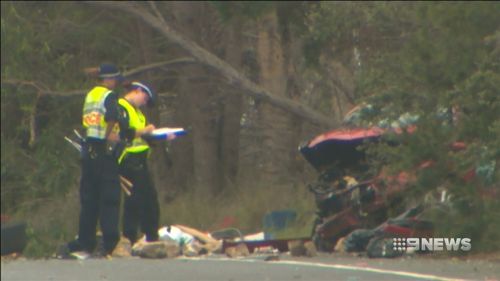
[151,127,185,136]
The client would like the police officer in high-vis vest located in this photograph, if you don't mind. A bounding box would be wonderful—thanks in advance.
[117,81,173,245]
[65,63,123,257]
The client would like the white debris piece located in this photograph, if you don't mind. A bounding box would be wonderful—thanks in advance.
[158,226,194,245]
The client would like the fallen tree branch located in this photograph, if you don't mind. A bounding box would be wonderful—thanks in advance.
[123,57,197,77]
[83,1,337,128]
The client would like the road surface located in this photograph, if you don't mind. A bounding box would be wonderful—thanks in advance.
[2,253,499,281]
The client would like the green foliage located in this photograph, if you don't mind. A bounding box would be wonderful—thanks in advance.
[20,194,80,258]
[1,2,135,257]
[306,1,499,252]
[359,3,500,251]
[1,2,137,88]
[303,2,415,68]
[1,1,135,212]
[23,225,56,258]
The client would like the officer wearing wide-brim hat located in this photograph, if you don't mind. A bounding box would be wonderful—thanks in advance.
[63,63,124,257]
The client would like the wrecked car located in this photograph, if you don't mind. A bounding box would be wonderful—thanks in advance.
[299,103,495,253]
[299,126,426,252]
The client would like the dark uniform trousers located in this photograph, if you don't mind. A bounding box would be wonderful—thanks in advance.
[119,152,159,245]
[69,142,121,254]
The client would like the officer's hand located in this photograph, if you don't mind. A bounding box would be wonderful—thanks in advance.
[166,133,176,141]
[140,124,156,136]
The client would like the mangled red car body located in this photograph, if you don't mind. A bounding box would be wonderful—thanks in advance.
[299,126,431,251]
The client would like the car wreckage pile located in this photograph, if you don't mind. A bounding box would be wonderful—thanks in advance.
[296,104,486,258]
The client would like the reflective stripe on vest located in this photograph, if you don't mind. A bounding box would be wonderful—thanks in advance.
[82,86,113,139]
[118,98,149,163]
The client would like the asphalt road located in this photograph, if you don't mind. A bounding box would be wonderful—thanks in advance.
[2,253,499,281]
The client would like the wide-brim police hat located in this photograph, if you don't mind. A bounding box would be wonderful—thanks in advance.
[98,63,123,81]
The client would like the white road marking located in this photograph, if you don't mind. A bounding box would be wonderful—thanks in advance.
[181,257,471,281]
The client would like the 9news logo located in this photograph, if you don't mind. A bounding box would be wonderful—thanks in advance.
[393,238,471,252]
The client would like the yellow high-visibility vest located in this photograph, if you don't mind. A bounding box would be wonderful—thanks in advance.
[118,98,149,163]
[82,86,115,139]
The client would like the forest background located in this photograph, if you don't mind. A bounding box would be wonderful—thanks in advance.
[1,1,499,257]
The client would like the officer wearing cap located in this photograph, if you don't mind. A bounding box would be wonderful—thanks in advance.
[64,63,123,257]
[117,81,174,245]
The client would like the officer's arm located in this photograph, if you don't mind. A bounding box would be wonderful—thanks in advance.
[117,105,135,142]
[103,92,120,141]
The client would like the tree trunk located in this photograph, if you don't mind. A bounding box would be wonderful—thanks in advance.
[169,2,222,197]
[255,10,294,188]
[219,19,244,191]
[169,73,195,199]
[133,19,175,201]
